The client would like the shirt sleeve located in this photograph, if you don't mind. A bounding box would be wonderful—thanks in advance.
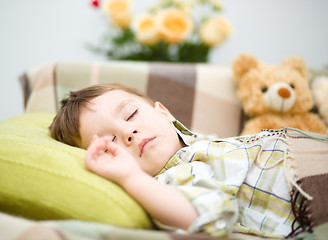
[155,161,238,237]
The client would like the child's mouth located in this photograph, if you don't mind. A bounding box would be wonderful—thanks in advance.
[139,137,156,157]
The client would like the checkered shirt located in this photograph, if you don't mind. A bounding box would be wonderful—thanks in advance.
[154,121,295,238]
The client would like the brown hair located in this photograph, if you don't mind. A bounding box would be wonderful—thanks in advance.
[49,83,154,148]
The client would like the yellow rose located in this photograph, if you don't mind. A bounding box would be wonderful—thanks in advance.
[200,16,233,46]
[102,0,132,28]
[135,14,160,45]
[157,8,193,44]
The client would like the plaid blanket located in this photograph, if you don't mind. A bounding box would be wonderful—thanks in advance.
[286,129,328,237]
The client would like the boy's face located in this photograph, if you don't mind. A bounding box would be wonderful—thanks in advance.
[79,90,184,176]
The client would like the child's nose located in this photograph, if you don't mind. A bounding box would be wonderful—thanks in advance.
[125,130,137,145]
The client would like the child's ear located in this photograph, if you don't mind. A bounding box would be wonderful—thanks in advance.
[154,101,176,122]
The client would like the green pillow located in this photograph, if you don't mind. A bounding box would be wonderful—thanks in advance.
[0,113,153,228]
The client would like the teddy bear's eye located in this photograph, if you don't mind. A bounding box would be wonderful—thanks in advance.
[290,84,295,89]
[261,86,268,93]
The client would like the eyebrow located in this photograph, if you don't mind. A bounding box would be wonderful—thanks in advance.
[115,99,134,113]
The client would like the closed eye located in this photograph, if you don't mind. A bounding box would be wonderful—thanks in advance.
[127,109,138,121]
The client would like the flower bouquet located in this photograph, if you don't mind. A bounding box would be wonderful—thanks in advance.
[88,0,233,63]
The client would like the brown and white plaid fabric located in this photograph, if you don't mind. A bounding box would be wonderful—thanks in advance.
[286,129,328,236]
[19,61,242,138]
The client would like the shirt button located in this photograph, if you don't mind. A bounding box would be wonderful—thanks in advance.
[215,220,226,229]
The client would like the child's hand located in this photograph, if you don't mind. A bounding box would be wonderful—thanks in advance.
[86,136,198,231]
[85,135,142,185]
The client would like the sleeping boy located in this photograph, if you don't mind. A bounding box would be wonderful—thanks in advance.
[49,83,328,238]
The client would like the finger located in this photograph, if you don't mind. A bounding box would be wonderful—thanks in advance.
[105,141,122,156]
[85,138,106,163]
[91,134,99,142]
[91,135,110,150]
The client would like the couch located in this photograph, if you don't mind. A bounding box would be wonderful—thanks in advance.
[0,61,327,240]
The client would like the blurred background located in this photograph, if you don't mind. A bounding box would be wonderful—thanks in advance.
[1,0,327,121]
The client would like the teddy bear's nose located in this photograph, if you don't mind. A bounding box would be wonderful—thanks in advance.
[278,87,291,99]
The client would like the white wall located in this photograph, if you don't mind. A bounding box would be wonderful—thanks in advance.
[1,0,327,121]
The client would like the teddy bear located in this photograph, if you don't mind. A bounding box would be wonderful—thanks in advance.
[311,75,328,128]
[232,53,327,135]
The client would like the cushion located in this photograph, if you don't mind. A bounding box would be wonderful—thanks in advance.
[0,113,153,228]
[20,61,242,138]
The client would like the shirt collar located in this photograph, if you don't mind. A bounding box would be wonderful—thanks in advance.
[155,120,196,176]
[155,120,212,176]
[171,120,202,146]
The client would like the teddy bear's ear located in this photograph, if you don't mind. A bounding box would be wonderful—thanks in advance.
[232,53,258,82]
[282,57,310,81]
